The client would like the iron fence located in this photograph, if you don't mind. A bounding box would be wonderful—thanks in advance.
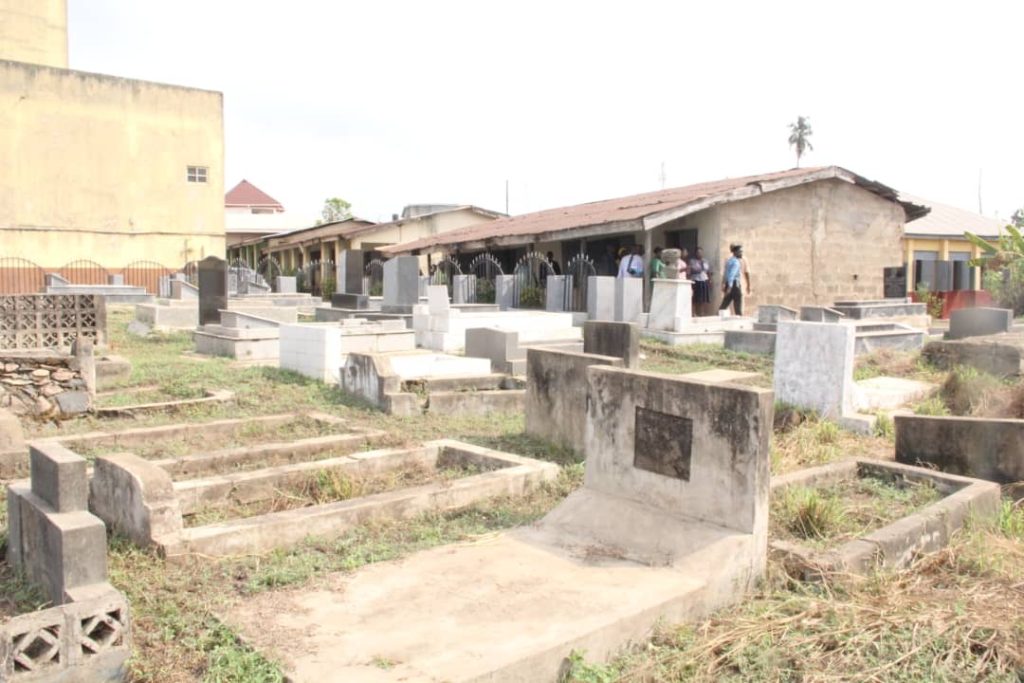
[564,254,596,312]
[0,257,47,295]
[430,255,462,298]
[364,259,386,296]
[468,253,503,304]
[512,252,553,309]
[58,259,109,285]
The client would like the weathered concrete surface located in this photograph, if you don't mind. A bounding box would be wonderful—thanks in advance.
[894,414,1024,485]
[922,334,1024,377]
[525,348,622,452]
[853,377,935,412]
[90,453,183,548]
[95,354,132,389]
[773,321,855,419]
[586,276,616,321]
[947,306,1013,340]
[426,389,524,416]
[724,329,776,355]
[30,441,89,513]
[583,321,639,369]
[613,277,644,323]
[647,279,692,332]
[222,367,773,681]
[680,369,761,384]
[770,459,1000,579]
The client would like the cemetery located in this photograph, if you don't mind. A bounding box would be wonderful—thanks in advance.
[0,265,1022,682]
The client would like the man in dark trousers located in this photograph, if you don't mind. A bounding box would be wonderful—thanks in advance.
[719,244,751,315]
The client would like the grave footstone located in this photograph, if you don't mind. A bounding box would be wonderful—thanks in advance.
[331,293,369,310]
[197,256,228,326]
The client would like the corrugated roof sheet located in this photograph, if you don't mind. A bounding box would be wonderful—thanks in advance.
[381,166,925,255]
[225,179,284,209]
[900,193,1006,239]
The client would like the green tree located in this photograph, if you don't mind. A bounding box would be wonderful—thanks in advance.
[788,116,814,168]
[966,224,1024,313]
[319,197,352,224]
[1011,207,1024,229]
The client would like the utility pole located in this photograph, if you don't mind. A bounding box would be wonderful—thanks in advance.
[977,168,983,214]
[659,162,666,189]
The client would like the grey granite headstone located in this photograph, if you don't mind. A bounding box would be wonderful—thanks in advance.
[383,256,420,311]
[336,250,364,294]
[197,256,228,326]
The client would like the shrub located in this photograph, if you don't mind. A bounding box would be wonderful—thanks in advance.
[518,286,544,309]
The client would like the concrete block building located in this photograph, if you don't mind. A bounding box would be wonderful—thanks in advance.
[0,0,225,281]
[383,166,929,311]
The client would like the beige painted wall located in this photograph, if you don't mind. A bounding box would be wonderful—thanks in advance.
[0,0,68,68]
[0,61,225,267]
[654,179,905,310]
[351,209,496,251]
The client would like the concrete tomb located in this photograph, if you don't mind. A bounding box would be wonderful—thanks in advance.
[279,320,415,384]
[452,274,476,305]
[4,441,131,680]
[193,309,294,362]
[894,413,1024,487]
[947,307,1013,340]
[614,276,644,324]
[586,275,616,321]
[197,255,229,326]
[223,365,773,682]
[800,306,845,323]
[524,347,622,453]
[923,333,1024,377]
[647,279,692,332]
[465,327,582,375]
[382,256,420,313]
[544,274,570,312]
[336,249,364,295]
[275,275,297,294]
[582,320,640,369]
[330,292,369,310]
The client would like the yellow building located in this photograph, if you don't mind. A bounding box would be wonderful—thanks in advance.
[900,194,1004,293]
[0,0,224,282]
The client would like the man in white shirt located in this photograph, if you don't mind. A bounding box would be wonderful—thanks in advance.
[617,245,645,279]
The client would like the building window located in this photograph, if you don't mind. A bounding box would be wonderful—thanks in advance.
[187,166,208,183]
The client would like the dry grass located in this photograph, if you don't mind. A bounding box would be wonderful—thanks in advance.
[769,411,890,475]
[937,366,1024,419]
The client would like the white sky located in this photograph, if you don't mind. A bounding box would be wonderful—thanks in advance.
[68,0,1023,224]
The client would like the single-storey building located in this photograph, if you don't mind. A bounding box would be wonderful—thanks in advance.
[382,166,928,311]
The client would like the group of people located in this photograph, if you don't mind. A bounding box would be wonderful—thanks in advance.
[609,243,751,316]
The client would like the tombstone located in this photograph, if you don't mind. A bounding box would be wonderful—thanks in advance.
[382,256,419,312]
[453,274,476,305]
[647,279,692,332]
[614,277,644,323]
[275,276,297,294]
[336,249,364,295]
[586,276,616,320]
[883,266,907,299]
[947,307,1013,340]
[158,274,172,298]
[107,273,124,286]
[331,292,369,310]
[171,280,198,301]
[660,248,681,280]
[427,284,450,316]
[583,321,640,369]
[197,255,228,326]
[545,275,570,312]
[495,275,515,311]
[418,276,430,299]
[773,320,855,418]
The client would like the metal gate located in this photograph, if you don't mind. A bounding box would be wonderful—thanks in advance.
[512,252,553,309]
[256,256,283,291]
[58,259,109,285]
[468,253,503,304]
[123,260,174,295]
[564,254,596,312]
[296,259,335,298]
[365,258,386,296]
[430,255,462,298]
[0,257,46,294]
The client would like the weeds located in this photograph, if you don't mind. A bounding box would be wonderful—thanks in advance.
[997,499,1024,539]
[914,396,950,416]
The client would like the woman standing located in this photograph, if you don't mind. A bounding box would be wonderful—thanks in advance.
[689,247,712,316]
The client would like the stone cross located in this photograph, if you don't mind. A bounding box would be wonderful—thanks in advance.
[661,248,681,279]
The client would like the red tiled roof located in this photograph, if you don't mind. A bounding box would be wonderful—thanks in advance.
[225,180,284,209]
[381,166,927,254]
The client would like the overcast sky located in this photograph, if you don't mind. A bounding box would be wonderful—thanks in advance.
[69,0,1022,224]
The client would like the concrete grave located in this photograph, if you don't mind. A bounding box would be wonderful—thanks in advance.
[197,255,229,326]
[614,277,644,323]
[279,320,415,384]
[524,348,622,453]
[647,279,692,332]
[800,306,845,323]
[831,299,929,329]
[275,275,297,294]
[923,333,1024,377]
[894,414,1024,486]
[336,249,364,295]
[771,459,999,580]
[193,309,289,362]
[223,364,773,681]
[582,320,640,369]
[465,327,582,375]
[948,307,1013,340]
[171,279,198,300]
[330,292,369,310]
[586,275,616,321]
[382,255,420,313]
[544,274,570,312]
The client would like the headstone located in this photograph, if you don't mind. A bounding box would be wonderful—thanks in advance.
[661,248,681,280]
[197,255,228,326]
[158,274,171,298]
[614,277,644,323]
[419,276,430,298]
[71,337,96,397]
[586,276,616,321]
[773,321,855,418]
[427,285,450,316]
[545,275,570,312]
[275,276,297,294]
[583,321,640,368]
[948,307,1013,340]
[336,250,364,295]
[382,256,420,311]
[453,275,476,304]
[107,274,124,286]
[171,280,198,301]
[647,279,692,332]
[495,275,515,310]
[331,292,369,310]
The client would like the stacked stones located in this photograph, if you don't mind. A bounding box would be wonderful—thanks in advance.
[0,354,91,417]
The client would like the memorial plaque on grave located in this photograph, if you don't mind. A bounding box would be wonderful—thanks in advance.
[632,406,692,480]
[197,256,228,326]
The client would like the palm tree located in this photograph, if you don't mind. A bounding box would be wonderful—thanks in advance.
[788,116,814,167]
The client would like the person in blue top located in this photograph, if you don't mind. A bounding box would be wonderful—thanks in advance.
[719,244,751,315]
